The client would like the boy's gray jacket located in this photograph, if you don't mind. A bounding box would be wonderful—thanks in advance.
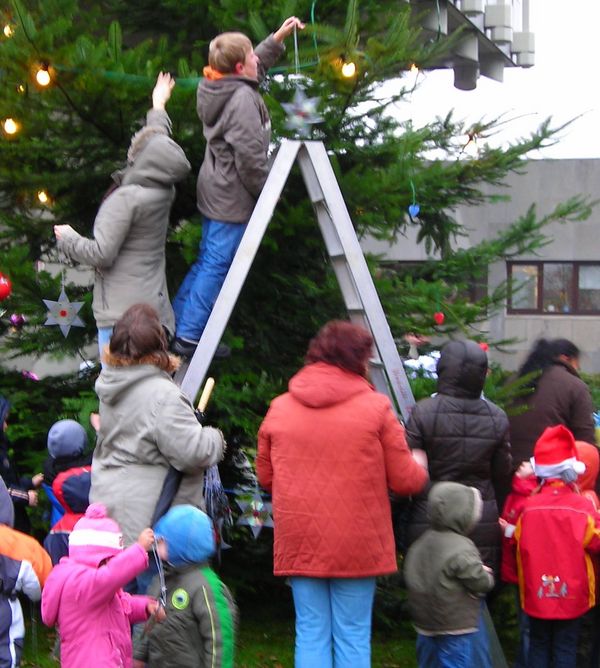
[90,362,224,546]
[196,35,284,223]
[134,565,238,667]
[403,482,494,635]
[57,109,191,333]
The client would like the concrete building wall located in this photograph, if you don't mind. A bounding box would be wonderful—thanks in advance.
[361,159,600,373]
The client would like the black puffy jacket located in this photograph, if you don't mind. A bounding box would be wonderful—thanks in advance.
[405,340,512,573]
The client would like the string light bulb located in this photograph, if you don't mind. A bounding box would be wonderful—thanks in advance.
[341,60,357,78]
[3,24,13,38]
[37,190,49,204]
[2,118,19,135]
[410,63,419,74]
[16,83,26,94]
[35,64,51,87]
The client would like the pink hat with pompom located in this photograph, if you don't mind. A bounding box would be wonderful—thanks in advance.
[69,503,123,561]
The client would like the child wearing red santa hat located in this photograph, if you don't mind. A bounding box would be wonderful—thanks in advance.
[513,425,600,668]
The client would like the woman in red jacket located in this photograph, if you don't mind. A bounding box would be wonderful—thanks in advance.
[257,320,428,668]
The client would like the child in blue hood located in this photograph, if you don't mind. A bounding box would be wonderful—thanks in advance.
[133,505,237,668]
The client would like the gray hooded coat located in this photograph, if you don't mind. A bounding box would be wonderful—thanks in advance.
[196,36,284,223]
[405,340,512,573]
[90,357,224,546]
[58,109,191,334]
[404,482,494,635]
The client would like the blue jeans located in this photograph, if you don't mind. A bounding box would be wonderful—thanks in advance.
[289,576,376,668]
[97,326,113,361]
[416,632,474,668]
[173,218,247,342]
[528,617,580,668]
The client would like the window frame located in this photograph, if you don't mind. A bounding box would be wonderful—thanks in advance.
[507,260,600,315]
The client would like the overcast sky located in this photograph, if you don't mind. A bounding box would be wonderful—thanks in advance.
[395,0,600,159]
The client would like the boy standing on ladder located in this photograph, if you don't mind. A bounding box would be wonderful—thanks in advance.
[171,16,305,358]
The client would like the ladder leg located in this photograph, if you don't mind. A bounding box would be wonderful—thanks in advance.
[179,140,301,400]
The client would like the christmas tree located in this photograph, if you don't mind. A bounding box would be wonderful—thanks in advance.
[0,0,592,441]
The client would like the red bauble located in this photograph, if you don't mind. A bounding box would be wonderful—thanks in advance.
[479,342,489,352]
[0,275,12,301]
[433,311,445,325]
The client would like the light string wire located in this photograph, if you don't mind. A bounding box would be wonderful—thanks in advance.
[12,1,320,88]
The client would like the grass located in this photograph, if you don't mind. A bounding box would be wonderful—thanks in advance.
[21,587,521,668]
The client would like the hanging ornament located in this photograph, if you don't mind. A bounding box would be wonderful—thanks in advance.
[9,313,25,329]
[236,489,274,539]
[282,87,323,137]
[282,24,323,138]
[0,274,12,301]
[43,288,84,337]
[204,464,233,552]
[21,370,39,381]
[479,342,489,352]
[433,311,445,325]
[408,203,420,218]
[408,178,420,219]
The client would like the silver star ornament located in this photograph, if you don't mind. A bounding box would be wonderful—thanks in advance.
[43,288,85,337]
[282,87,323,138]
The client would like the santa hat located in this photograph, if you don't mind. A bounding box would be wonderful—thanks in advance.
[69,503,123,561]
[531,425,586,480]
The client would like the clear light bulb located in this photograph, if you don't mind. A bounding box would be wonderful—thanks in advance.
[410,63,419,74]
[3,24,13,38]
[37,190,49,204]
[36,68,51,86]
[3,118,18,135]
[341,61,356,78]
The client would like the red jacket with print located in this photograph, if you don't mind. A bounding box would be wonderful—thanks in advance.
[500,474,538,584]
[515,481,600,619]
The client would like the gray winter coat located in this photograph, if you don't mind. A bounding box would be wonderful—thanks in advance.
[405,340,512,574]
[404,482,494,635]
[196,36,284,223]
[58,109,191,333]
[90,355,224,546]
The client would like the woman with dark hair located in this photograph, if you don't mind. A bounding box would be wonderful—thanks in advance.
[90,303,225,552]
[508,338,595,467]
[257,320,428,668]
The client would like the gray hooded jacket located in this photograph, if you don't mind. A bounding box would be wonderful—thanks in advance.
[196,36,284,223]
[404,481,494,635]
[90,360,224,546]
[58,109,191,332]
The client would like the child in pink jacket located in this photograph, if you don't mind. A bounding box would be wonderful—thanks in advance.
[41,503,162,668]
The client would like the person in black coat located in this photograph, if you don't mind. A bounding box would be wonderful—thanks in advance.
[404,340,513,575]
[0,395,43,534]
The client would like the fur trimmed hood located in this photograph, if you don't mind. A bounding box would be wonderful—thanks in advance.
[102,348,180,375]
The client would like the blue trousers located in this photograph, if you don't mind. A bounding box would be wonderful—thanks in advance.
[173,218,247,342]
[416,632,474,668]
[527,616,580,668]
[289,576,376,668]
[97,326,113,361]
[416,603,491,668]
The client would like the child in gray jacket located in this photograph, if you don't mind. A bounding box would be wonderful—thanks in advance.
[404,481,494,668]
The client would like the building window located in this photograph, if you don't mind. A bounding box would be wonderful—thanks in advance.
[508,261,600,315]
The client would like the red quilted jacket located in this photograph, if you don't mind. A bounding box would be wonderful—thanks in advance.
[256,362,428,578]
[515,482,600,619]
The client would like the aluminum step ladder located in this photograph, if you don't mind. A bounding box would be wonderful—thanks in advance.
[178,139,415,421]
